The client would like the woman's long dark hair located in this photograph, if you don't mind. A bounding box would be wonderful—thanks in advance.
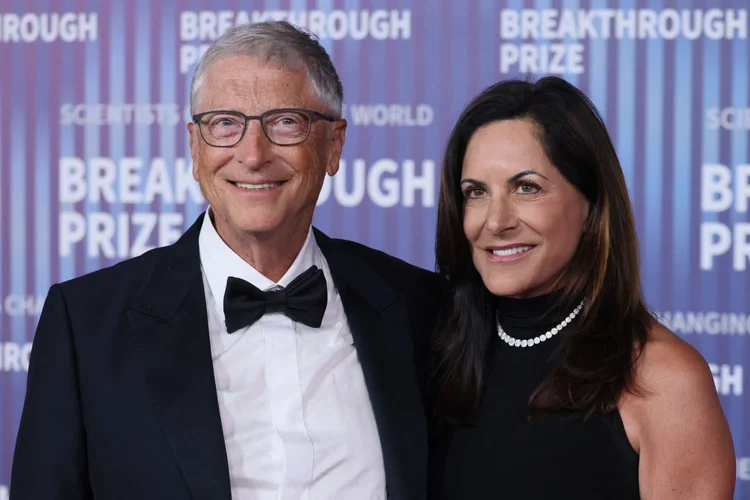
[433,77,652,425]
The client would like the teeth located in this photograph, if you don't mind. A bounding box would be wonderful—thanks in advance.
[491,246,532,257]
[235,182,281,190]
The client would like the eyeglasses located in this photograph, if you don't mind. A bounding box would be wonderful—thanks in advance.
[192,108,337,147]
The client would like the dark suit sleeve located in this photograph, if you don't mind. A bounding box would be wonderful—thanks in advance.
[410,273,451,407]
[10,284,94,499]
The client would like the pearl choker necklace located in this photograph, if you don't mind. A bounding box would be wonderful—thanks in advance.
[497,300,584,348]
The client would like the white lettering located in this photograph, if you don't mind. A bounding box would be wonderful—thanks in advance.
[499,43,584,75]
[60,103,184,126]
[199,10,218,40]
[59,157,87,203]
[58,212,185,258]
[117,212,129,258]
[318,158,437,207]
[389,9,411,39]
[705,107,750,130]
[661,310,750,336]
[699,223,730,270]
[738,458,750,481]
[576,10,598,39]
[658,9,681,39]
[709,363,743,396]
[88,212,116,258]
[348,11,368,40]
[500,44,519,73]
[89,157,117,203]
[180,44,209,74]
[348,104,433,127]
[638,10,658,38]
[58,157,204,205]
[734,224,750,270]
[180,11,198,40]
[558,10,578,38]
[701,163,750,212]
[2,296,45,317]
[77,12,97,41]
[0,13,97,43]
[120,158,143,204]
[159,213,184,249]
[328,10,348,40]
[402,160,435,207]
[700,222,750,271]
[521,10,539,38]
[131,213,158,257]
[59,212,86,257]
[0,343,33,372]
[333,159,366,207]
[682,10,702,40]
[702,164,733,212]
[540,10,557,39]
[370,10,390,40]
[616,10,637,38]
[175,158,204,203]
[494,9,749,41]
[368,159,400,208]
[217,10,234,37]
[500,10,520,39]
[176,9,412,42]
[307,11,325,37]
[143,158,174,203]
[704,9,725,40]
[725,9,747,39]
[737,165,750,211]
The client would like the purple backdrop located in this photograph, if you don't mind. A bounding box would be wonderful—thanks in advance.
[1,1,749,497]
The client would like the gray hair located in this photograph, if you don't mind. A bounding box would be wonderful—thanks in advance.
[189,21,344,118]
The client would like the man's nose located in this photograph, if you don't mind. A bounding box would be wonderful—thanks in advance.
[234,120,272,168]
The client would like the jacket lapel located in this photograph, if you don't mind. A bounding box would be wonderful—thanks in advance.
[315,229,427,500]
[127,214,232,500]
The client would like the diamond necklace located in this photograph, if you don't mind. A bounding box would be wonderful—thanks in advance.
[497,300,584,348]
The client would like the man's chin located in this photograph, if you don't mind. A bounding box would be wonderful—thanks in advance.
[233,221,288,238]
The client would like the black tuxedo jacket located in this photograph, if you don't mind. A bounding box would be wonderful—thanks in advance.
[11,215,446,500]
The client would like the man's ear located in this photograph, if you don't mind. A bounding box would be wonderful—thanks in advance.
[326,119,347,176]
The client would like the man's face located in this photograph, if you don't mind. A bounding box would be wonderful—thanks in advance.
[188,55,346,246]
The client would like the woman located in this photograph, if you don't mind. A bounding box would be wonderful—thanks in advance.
[430,77,735,499]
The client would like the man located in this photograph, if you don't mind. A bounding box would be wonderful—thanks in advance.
[11,22,444,500]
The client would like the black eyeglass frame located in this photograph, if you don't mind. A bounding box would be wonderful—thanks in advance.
[192,108,337,148]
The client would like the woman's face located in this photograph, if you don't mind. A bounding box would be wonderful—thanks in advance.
[461,119,590,298]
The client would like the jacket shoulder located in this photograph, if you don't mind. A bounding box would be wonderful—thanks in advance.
[55,244,176,307]
[329,238,439,284]
[57,214,203,298]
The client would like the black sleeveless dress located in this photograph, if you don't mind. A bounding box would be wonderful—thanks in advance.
[429,293,640,499]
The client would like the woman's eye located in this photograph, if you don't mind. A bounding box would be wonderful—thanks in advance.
[517,182,540,194]
[463,187,485,199]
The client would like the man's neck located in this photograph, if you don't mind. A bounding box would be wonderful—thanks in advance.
[211,214,311,283]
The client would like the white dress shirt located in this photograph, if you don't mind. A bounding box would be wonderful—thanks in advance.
[198,212,386,500]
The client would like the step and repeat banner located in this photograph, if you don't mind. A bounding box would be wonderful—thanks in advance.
[1,0,749,497]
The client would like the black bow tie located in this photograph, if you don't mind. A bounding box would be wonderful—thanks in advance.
[223,266,328,333]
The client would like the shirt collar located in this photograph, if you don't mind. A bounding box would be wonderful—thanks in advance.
[198,209,319,320]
